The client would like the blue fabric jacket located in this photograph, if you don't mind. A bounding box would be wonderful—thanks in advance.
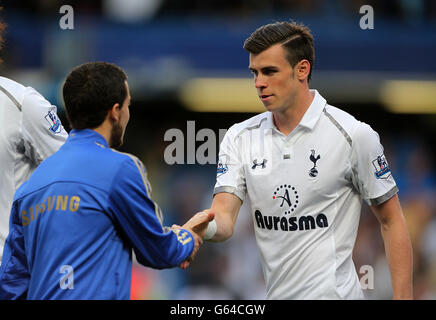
[0,129,194,299]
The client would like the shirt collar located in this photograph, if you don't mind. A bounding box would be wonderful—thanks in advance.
[69,129,109,148]
[298,89,327,130]
[265,89,327,131]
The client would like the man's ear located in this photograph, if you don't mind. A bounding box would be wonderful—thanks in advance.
[296,59,311,81]
[108,103,121,122]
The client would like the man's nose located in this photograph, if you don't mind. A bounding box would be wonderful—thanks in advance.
[255,75,267,89]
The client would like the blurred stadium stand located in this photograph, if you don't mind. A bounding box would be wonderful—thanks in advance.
[0,0,435,300]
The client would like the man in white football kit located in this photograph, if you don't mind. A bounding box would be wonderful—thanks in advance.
[199,21,413,299]
[0,76,68,261]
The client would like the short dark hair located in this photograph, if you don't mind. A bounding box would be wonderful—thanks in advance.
[0,12,7,63]
[243,21,315,81]
[62,62,128,130]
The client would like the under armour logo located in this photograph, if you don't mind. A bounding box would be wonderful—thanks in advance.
[309,149,321,177]
[252,159,267,170]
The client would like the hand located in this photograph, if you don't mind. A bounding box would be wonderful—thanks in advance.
[183,209,215,239]
[176,210,215,269]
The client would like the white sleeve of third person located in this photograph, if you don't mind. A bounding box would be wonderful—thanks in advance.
[350,122,398,206]
[20,87,68,164]
[213,125,247,202]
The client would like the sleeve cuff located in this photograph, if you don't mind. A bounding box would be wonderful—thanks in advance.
[213,186,245,203]
[367,186,399,206]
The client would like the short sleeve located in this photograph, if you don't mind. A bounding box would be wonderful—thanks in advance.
[214,125,246,202]
[21,87,68,164]
[350,122,398,206]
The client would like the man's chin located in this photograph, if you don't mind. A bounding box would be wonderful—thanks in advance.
[263,103,277,112]
[109,134,124,149]
[110,139,123,149]
[109,125,125,148]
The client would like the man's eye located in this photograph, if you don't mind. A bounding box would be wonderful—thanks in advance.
[263,69,276,75]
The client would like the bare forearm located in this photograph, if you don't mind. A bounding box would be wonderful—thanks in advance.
[207,193,242,242]
[209,210,235,242]
[380,218,413,299]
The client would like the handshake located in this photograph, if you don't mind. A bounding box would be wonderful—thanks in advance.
[172,210,216,270]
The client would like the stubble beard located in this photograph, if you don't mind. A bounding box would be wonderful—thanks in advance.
[109,122,124,149]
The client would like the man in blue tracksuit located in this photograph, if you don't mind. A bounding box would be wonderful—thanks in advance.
[0,62,213,299]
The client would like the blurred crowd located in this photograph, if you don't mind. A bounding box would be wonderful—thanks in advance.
[3,0,436,22]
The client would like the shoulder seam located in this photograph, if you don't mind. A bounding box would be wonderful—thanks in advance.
[110,150,152,196]
[232,115,268,140]
[0,83,22,111]
[323,108,352,147]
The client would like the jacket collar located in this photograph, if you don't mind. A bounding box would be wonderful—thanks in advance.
[69,129,109,148]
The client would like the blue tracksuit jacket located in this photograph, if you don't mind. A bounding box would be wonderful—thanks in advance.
[0,129,194,299]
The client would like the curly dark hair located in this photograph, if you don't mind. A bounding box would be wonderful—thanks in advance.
[0,14,7,62]
[62,62,128,130]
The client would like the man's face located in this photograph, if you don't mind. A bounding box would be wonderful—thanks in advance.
[249,44,299,112]
[110,81,131,148]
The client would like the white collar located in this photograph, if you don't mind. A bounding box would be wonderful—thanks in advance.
[265,89,327,131]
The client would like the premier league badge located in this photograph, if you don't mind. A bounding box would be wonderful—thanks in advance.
[45,110,62,134]
[217,156,228,177]
[372,154,391,179]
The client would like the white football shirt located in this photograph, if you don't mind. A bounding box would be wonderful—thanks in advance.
[214,89,398,299]
[0,76,68,261]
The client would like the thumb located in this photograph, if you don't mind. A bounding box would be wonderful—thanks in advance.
[192,212,215,234]
[205,212,215,222]
[197,212,215,227]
